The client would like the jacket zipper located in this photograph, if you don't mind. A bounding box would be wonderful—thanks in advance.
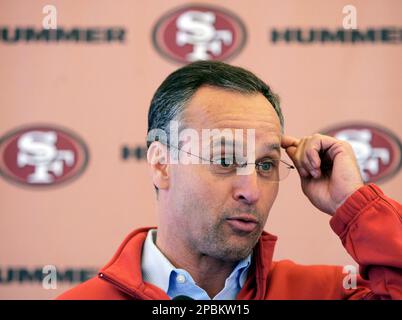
[98,272,148,300]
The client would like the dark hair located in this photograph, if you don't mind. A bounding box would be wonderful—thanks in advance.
[147,60,283,149]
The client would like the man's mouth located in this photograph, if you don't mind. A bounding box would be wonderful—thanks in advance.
[226,214,258,233]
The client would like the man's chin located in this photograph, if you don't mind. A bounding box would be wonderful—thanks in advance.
[212,240,256,262]
[221,248,253,262]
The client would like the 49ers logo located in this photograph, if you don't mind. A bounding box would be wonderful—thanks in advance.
[0,125,89,188]
[152,4,247,63]
[322,123,402,184]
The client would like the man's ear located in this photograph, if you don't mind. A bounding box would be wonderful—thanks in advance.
[147,142,170,190]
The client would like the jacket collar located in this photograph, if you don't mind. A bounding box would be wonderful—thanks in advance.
[99,227,278,300]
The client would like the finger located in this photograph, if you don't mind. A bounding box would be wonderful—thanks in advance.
[309,134,338,158]
[303,138,323,178]
[296,137,311,171]
[289,136,319,179]
[305,149,321,178]
[292,138,310,178]
[303,134,340,177]
[299,138,319,178]
[306,148,321,170]
[281,135,300,149]
[299,167,309,178]
[281,135,300,165]
[284,145,297,162]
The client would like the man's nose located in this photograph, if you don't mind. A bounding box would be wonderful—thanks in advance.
[232,170,260,205]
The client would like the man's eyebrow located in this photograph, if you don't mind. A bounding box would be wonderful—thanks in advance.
[210,139,280,149]
[255,143,281,159]
[264,143,281,153]
[209,140,281,155]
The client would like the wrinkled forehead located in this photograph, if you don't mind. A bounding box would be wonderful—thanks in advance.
[200,132,281,159]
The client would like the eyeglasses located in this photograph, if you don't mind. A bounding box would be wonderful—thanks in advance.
[161,142,295,182]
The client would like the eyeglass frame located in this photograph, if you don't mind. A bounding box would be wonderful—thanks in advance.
[155,140,295,181]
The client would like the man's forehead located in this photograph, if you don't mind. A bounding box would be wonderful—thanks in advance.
[182,87,281,132]
[205,136,281,157]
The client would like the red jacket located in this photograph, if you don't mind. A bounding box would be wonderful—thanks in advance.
[58,184,402,300]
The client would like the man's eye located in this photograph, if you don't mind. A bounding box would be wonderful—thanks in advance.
[215,158,234,168]
[257,161,275,171]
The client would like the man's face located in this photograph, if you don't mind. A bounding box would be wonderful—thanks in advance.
[164,86,282,262]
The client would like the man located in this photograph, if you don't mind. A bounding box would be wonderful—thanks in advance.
[58,61,402,300]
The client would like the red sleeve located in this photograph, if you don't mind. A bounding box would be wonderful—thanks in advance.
[330,183,402,300]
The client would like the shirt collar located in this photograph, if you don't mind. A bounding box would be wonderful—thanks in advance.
[141,229,175,292]
[236,253,252,287]
[141,229,252,294]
